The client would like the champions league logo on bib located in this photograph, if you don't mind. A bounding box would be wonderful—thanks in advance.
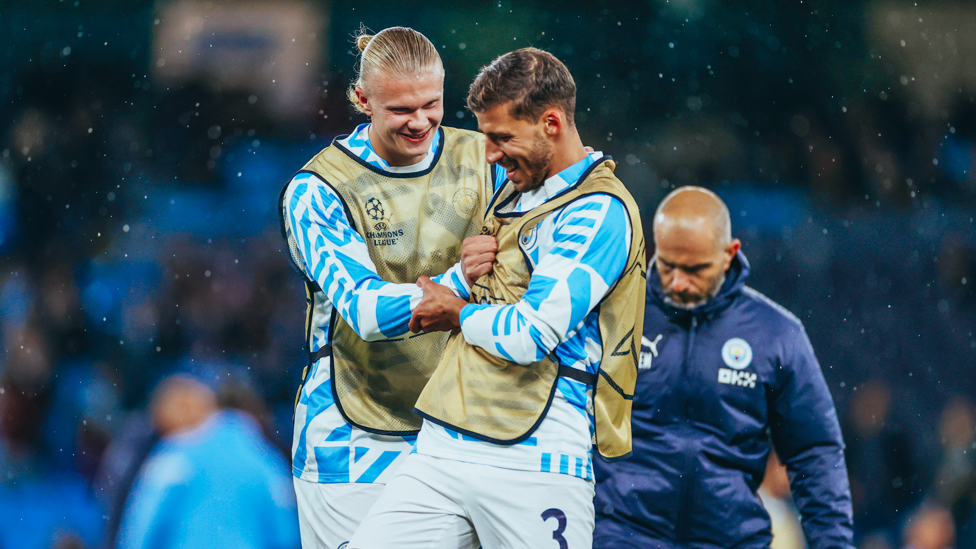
[364,197,403,245]
[366,197,385,222]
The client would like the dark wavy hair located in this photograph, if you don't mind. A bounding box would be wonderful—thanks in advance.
[467,47,576,125]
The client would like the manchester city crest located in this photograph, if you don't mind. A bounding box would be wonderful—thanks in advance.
[519,226,538,249]
[453,188,479,217]
[721,338,753,370]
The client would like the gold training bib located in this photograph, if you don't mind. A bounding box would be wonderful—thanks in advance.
[283,127,493,435]
[414,159,646,460]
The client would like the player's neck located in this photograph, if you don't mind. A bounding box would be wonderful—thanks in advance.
[546,129,588,179]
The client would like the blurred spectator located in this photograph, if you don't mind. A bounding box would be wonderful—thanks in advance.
[901,504,956,549]
[1,323,54,459]
[759,451,806,549]
[845,380,923,535]
[931,396,976,548]
[115,375,299,549]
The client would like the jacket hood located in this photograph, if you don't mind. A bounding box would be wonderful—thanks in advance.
[647,250,751,321]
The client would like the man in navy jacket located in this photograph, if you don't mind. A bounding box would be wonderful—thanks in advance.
[594,187,853,549]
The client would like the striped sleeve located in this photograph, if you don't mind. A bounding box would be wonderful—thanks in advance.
[458,194,631,365]
[284,172,466,340]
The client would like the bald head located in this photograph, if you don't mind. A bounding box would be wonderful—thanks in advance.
[652,186,740,309]
[653,186,731,252]
[151,375,217,436]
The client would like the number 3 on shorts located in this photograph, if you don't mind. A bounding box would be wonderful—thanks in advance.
[541,508,569,549]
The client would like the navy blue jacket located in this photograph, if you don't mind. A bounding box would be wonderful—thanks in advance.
[594,252,853,549]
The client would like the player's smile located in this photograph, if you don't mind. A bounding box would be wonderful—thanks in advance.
[399,127,432,144]
[497,157,520,179]
[477,102,555,192]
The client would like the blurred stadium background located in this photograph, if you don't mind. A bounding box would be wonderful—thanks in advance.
[1,0,975,548]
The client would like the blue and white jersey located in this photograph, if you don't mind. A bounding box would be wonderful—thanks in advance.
[285,125,469,484]
[340,123,442,174]
[415,152,633,481]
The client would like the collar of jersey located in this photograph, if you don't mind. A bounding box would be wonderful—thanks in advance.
[334,123,443,176]
[495,151,605,215]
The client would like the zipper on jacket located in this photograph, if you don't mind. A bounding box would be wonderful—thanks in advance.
[676,315,698,544]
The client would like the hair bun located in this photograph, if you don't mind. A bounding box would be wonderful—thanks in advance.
[356,34,373,53]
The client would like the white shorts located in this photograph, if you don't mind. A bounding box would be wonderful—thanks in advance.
[349,453,595,549]
[294,477,385,549]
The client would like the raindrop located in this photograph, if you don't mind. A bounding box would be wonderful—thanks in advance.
[790,115,810,138]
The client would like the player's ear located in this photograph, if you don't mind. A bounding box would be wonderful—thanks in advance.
[542,108,562,136]
[723,238,741,271]
[355,87,372,117]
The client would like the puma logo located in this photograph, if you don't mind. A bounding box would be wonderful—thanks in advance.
[639,334,663,369]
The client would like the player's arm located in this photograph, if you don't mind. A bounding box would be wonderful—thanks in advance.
[457,194,630,364]
[768,327,855,549]
[284,173,486,341]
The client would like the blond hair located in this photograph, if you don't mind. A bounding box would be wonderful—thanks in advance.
[347,26,444,113]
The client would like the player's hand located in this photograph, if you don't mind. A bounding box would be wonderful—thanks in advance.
[409,275,468,333]
[461,235,497,287]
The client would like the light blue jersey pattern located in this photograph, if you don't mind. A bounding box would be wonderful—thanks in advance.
[416,152,632,481]
[285,125,469,484]
[341,123,442,174]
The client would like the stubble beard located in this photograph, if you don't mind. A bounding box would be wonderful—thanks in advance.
[662,270,726,310]
[508,131,554,192]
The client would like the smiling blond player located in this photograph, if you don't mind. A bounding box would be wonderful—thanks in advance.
[279,27,497,549]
